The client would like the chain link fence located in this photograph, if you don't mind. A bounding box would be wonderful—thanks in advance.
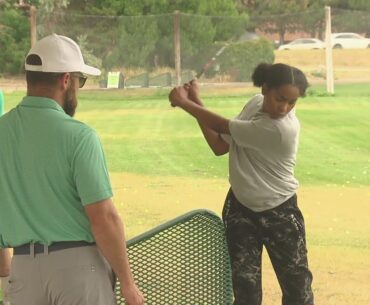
[34,8,370,88]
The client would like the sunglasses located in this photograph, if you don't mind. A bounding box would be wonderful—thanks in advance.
[71,72,87,88]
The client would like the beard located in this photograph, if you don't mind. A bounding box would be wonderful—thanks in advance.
[63,83,78,117]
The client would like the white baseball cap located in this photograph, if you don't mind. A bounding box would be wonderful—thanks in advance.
[25,34,101,76]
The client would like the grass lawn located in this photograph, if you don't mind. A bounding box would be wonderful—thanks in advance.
[5,83,369,186]
[2,83,370,305]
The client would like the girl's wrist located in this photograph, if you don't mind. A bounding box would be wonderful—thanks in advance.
[194,98,203,106]
[178,97,191,107]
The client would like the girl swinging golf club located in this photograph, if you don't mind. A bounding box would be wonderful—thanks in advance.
[169,63,314,305]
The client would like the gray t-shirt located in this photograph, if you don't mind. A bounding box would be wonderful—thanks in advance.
[222,94,300,212]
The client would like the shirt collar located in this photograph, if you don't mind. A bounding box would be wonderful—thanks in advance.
[20,96,65,113]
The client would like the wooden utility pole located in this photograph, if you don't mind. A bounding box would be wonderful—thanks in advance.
[173,11,181,85]
[29,5,37,47]
[17,1,37,47]
[325,6,334,94]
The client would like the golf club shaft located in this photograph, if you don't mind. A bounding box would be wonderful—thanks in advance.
[171,44,228,107]
[196,45,227,80]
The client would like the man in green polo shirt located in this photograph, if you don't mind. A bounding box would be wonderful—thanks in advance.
[0,34,144,305]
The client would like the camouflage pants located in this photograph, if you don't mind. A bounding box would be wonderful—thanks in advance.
[222,189,314,305]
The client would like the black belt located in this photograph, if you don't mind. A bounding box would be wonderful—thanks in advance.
[13,241,96,255]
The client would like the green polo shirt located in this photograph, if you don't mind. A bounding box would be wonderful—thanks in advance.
[0,96,113,247]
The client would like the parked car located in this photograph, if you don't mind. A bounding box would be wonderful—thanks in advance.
[331,32,370,49]
[278,38,325,50]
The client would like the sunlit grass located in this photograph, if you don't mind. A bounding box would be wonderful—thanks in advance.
[3,83,370,186]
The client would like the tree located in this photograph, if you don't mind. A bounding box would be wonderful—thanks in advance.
[2,0,249,74]
[28,0,69,12]
[253,1,307,44]
[348,0,370,10]
[329,0,370,36]
[0,0,73,75]
[34,0,69,37]
[36,0,246,71]
[0,1,30,74]
[301,0,327,39]
[235,0,329,43]
[75,0,240,17]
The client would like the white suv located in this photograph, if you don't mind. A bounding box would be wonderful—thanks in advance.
[331,33,370,49]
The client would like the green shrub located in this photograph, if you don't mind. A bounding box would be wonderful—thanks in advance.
[218,39,275,81]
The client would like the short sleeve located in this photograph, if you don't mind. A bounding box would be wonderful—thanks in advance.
[221,99,253,144]
[72,130,113,205]
[229,117,281,150]
[220,133,232,144]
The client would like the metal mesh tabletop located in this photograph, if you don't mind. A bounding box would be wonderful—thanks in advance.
[115,209,233,305]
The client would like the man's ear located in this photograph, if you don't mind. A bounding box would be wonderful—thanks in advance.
[60,73,71,90]
[262,83,268,95]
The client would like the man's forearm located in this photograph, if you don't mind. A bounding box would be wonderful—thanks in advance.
[90,213,134,286]
[0,249,11,277]
[0,249,11,305]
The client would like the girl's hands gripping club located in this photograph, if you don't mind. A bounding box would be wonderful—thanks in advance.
[169,80,201,108]
[169,85,188,108]
[184,80,202,106]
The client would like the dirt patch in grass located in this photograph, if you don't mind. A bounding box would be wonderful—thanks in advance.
[111,173,370,236]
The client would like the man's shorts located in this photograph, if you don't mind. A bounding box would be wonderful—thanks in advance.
[5,244,116,305]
